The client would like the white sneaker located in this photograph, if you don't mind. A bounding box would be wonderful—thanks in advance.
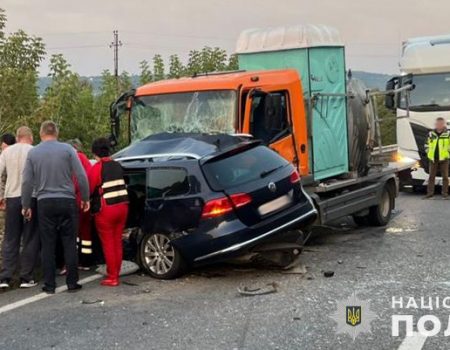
[0,280,10,288]
[20,280,37,288]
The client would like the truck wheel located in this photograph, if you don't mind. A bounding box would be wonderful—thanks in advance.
[368,185,394,226]
[139,232,186,279]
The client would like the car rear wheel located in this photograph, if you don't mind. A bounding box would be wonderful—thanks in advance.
[368,185,394,226]
[139,233,186,279]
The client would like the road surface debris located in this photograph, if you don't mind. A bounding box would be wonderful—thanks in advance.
[237,282,279,296]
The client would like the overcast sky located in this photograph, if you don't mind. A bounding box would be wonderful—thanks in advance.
[2,0,450,76]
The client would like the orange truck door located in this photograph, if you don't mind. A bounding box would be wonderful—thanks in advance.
[243,89,300,170]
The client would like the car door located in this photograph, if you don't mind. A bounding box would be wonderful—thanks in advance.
[142,166,203,234]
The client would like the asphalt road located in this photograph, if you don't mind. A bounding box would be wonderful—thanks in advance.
[1,191,450,350]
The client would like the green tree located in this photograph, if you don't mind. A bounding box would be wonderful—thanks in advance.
[93,69,133,147]
[34,54,96,149]
[376,95,396,145]
[186,49,202,76]
[0,8,5,36]
[94,70,121,138]
[184,47,230,76]
[118,71,132,92]
[139,60,153,85]
[0,8,45,135]
[153,54,165,81]
[208,47,227,71]
[168,54,184,79]
[227,54,239,70]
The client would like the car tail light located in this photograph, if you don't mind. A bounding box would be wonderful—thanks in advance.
[290,170,301,184]
[230,193,252,208]
[201,193,252,219]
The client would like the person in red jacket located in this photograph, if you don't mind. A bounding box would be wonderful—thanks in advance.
[68,139,93,269]
[88,138,128,286]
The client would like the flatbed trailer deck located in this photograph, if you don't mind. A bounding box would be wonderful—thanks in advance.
[311,160,413,193]
[304,146,415,225]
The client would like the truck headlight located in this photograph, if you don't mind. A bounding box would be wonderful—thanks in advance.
[394,151,414,164]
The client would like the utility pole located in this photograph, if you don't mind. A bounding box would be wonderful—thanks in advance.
[110,30,122,95]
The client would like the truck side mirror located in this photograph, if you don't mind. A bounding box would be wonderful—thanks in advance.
[400,73,413,88]
[109,101,120,147]
[109,89,136,147]
[385,77,398,110]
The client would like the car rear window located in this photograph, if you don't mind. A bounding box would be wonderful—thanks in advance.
[203,145,289,190]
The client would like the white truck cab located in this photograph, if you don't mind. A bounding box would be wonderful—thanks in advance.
[387,34,450,188]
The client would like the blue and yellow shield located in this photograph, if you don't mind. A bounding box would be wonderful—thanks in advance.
[346,306,361,327]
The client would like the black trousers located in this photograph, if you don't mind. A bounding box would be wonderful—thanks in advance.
[0,197,39,281]
[38,198,79,288]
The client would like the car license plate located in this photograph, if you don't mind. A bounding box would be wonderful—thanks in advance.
[258,191,293,216]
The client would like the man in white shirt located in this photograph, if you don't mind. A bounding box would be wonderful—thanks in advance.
[0,133,16,210]
[0,126,38,289]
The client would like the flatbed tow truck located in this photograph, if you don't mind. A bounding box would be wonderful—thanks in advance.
[110,24,414,228]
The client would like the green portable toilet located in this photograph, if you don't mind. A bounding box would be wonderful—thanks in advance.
[236,25,349,180]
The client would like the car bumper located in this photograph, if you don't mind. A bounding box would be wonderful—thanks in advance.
[173,197,317,265]
[195,209,316,262]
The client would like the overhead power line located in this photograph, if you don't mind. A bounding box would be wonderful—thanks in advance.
[47,44,107,50]
[38,29,235,41]
[95,30,235,41]
[348,53,399,58]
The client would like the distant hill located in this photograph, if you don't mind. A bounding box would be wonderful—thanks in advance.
[38,71,394,95]
[351,71,394,91]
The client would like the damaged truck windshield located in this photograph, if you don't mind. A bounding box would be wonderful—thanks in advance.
[130,90,237,142]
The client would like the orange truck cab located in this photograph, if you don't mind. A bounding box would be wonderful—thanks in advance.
[132,69,310,177]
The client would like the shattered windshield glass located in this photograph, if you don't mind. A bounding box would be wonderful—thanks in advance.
[130,90,237,142]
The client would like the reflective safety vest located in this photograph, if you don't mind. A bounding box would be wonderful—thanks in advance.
[427,130,450,162]
[101,160,129,205]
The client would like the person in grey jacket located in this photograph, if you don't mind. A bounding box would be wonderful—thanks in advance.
[21,121,90,294]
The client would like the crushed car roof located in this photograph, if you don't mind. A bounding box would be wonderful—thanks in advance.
[114,133,253,166]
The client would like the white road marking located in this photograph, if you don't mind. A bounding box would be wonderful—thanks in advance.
[0,273,103,315]
[398,332,428,350]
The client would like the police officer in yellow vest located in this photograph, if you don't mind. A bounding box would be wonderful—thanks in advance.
[425,117,450,199]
